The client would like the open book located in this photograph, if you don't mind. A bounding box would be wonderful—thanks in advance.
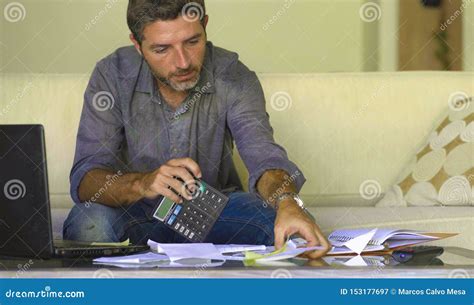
[325,228,457,255]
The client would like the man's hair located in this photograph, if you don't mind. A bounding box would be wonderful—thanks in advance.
[127,0,206,45]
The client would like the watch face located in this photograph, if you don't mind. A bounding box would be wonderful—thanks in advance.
[294,196,305,208]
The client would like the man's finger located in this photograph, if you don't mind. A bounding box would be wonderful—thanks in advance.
[298,225,319,248]
[168,158,202,178]
[274,227,286,250]
[305,228,331,259]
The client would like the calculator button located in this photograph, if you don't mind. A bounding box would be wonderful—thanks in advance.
[179,226,185,233]
[184,229,189,236]
[189,232,195,239]
[173,205,182,215]
[167,215,176,225]
[174,223,180,230]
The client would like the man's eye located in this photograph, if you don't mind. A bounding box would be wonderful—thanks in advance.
[154,48,167,54]
[188,39,199,45]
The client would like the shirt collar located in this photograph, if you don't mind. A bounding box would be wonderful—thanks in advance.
[135,41,215,96]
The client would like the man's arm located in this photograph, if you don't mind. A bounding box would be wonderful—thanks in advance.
[77,158,202,208]
[77,168,143,207]
[256,169,331,259]
[225,60,329,258]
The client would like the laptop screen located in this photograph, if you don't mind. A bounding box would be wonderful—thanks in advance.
[0,124,54,258]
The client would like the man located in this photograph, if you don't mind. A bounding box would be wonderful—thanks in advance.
[63,0,330,259]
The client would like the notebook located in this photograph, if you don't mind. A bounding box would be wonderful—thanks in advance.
[326,228,457,255]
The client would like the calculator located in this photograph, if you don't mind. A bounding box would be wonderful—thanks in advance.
[151,180,229,242]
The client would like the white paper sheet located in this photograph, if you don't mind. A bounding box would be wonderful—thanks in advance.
[93,251,168,264]
[147,240,225,262]
[343,228,377,255]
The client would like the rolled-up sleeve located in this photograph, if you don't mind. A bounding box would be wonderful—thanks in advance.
[69,62,124,204]
[226,62,306,195]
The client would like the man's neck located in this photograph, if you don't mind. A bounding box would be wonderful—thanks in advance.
[157,81,189,110]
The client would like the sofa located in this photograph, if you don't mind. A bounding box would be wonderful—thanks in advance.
[1,71,473,250]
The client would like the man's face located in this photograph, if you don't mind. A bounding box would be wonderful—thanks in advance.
[132,16,208,92]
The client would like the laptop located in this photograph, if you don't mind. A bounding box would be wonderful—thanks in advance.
[0,124,149,258]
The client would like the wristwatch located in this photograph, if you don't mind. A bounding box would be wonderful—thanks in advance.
[274,192,305,209]
[273,192,316,223]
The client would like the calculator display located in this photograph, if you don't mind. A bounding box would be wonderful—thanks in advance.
[152,197,175,221]
[151,180,229,242]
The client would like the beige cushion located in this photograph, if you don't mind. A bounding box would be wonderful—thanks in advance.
[377,96,473,207]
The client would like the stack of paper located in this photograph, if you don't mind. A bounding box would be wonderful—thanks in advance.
[93,239,322,268]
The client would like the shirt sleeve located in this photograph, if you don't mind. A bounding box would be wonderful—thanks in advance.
[226,62,306,196]
[69,62,125,204]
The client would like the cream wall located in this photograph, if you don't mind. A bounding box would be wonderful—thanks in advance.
[464,0,474,70]
[0,0,373,74]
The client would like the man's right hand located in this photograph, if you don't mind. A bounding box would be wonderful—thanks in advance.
[138,158,202,203]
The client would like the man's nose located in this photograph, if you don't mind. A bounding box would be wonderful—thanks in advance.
[174,48,191,70]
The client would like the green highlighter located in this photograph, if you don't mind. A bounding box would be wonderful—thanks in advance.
[151,180,229,242]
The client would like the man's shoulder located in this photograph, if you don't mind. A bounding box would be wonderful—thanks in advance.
[209,43,255,84]
[95,45,142,79]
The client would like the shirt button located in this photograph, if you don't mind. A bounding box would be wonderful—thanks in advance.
[172,148,178,154]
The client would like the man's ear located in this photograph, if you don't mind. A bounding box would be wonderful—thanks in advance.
[202,15,209,30]
[129,33,143,56]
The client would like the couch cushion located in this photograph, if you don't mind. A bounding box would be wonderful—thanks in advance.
[377,95,473,207]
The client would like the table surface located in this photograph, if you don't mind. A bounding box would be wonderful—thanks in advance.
[0,247,473,278]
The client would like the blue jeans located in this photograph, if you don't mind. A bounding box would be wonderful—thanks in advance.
[63,191,276,246]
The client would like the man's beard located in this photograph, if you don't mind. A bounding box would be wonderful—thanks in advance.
[150,65,201,92]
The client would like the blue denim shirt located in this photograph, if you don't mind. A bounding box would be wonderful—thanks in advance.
[70,41,306,204]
